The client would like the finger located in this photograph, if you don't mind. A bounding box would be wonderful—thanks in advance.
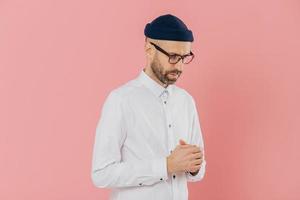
[187,146,201,153]
[192,152,203,159]
[179,144,196,148]
[179,139,187,145]
[191,158,203,165]
[189,164,201,172]
[187,152,203,161]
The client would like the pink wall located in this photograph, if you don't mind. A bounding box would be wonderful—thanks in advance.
[1,0,299,199]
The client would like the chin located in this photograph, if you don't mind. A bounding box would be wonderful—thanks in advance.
[168,80,176,84]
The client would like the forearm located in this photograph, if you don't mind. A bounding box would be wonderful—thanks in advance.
[91,157,169,188]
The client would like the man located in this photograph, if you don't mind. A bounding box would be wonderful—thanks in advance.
[91,14,206,200]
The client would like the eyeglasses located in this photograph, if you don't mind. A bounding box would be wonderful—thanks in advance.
[149,42,194,64]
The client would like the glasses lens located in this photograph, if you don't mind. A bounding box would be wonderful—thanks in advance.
[169,55,182,64]
[183,55,194,64]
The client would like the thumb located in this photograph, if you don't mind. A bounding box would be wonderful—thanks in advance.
[179,139,187,145]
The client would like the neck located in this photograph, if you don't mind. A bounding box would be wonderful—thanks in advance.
[143,67,168,88]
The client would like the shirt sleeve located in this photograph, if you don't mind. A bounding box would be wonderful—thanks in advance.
[91,90,169,189]
[185,96,206,182]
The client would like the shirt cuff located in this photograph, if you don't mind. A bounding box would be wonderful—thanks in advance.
[151,157,169,181]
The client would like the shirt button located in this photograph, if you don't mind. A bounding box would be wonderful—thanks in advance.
[173,175,176,179]
[168,124,171,128]
[160,178,163,181]
[164,101,167,104]
[139,183,142,186]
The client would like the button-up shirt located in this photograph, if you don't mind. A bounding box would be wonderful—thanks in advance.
[91,68,206,200]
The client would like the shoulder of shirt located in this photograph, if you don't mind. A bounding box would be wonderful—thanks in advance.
[105,77,196,106]
[105,78,143,102]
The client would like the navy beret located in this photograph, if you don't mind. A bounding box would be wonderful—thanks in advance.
[144,14,194,42]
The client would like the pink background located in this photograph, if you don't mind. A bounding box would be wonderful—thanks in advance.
[1,0,300,199]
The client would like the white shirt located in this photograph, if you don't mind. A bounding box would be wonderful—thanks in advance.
[91,68,206,200]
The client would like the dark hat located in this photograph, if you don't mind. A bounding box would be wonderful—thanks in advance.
[144,14,194,42]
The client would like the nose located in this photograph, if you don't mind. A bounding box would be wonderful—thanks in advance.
[174,60,184,72]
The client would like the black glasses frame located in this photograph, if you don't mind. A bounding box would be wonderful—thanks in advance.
[149,42,194,64]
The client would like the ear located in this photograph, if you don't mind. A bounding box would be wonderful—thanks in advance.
[144,39,155,60]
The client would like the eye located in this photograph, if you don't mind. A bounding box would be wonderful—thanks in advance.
[169,54,181,61]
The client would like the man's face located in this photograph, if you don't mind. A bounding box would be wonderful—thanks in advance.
[148,39,192,86]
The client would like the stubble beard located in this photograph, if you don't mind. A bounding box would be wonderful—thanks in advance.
[150,58,181,87]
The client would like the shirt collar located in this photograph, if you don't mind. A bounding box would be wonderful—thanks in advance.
[137,68,173,98]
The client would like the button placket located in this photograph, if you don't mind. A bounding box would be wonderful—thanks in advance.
[161,91,174,148]
[161,91,171,152]
[160,89,172,146]
[161,90,178,190]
